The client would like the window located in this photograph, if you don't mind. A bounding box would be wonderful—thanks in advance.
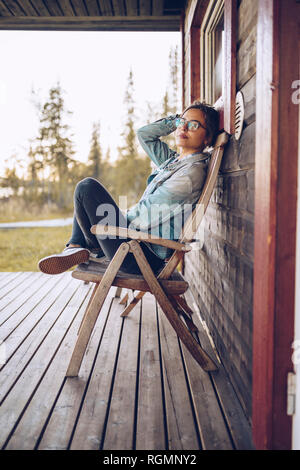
[200,0,225,106]
[213,12,224,103]
[188,0,237,134]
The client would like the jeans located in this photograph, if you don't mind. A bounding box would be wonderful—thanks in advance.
[67,177,165,275]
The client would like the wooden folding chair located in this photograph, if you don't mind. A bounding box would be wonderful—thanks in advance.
[66,131,229,377]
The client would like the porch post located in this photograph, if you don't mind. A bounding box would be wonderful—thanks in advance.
[253,0,299,450]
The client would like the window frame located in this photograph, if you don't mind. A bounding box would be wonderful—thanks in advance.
[189,0,237,134]
[200,0,224,105]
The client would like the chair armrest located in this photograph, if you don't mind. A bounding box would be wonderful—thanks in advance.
[91,225,191,252]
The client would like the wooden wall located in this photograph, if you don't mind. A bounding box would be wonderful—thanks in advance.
[182,0,257,420]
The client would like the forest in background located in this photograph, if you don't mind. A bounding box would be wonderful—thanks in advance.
[0,46,179,222]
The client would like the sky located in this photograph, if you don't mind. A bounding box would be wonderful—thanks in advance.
[0,30,181,176]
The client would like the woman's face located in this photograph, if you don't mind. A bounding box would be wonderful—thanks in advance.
[175,108,209,156]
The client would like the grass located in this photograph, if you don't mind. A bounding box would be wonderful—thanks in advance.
[0,198,72,223]
[0,226,72,271]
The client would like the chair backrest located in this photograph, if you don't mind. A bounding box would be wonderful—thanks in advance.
[180,131,229,243]
[159,131,229,279]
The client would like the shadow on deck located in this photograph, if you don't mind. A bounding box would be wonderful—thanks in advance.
[0,271,254,450]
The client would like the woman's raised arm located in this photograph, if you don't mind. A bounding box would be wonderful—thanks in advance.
[137,115,179,166]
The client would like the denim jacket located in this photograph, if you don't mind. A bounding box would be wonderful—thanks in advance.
[126,115,209,259]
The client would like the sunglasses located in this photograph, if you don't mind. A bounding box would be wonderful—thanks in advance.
[175,117,207,132]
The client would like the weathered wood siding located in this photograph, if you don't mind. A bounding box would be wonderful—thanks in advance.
[183,0,257,420]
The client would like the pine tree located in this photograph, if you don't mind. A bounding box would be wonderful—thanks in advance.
[169,45,179,114]
[114,69,151,207]
[101,146,114,192]
[145,101,158,124]
[87,121,102,179]
[25,146,40,202]
[1,164,20,197]
[160,46,180,151]
[119,69,136,159]
[31,83,76,208]
[87,122,113,192]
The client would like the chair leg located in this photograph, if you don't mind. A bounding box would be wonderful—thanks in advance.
[167,295,198,333]
[119,292,128,305]
[129,241,218,372]
[173,295,195,316]
[77,282,99,335]
[66,242,130,377]
[120,291,145,317]
[115,287,123,298]
[120,258,185,318]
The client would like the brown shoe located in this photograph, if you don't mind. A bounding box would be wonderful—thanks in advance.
[38,247,90,275]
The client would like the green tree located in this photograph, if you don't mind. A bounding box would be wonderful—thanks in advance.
[87,121,113,192]
[145,101,158,124]
[31,83,76,208]
[161,46,180,150]
[101,146,114,193]
[0,154,27,197]
[114,69,151,207]
[169,45,179,114]
[87,121,102,179]
[1,165,20,197]
[25,146,40,202]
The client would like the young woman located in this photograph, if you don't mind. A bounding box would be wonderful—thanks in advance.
[38,101,219,276]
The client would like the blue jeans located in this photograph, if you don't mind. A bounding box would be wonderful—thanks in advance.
[67,177,165,275]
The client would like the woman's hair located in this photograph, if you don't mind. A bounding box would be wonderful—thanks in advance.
[182,101,220,146]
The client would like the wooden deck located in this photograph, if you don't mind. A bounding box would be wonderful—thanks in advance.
[0,271,254,451]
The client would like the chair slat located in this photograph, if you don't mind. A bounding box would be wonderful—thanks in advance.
[72,260,189,294]
[180,132,228,244]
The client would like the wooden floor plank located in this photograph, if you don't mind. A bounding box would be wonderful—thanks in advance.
[0,274,64,343]
[184,289,254,450]
[0,272,22,289]
[0,274,73,396]
[0,272,43,322]
[0,271,38,296]
[177,292,235,451]
[157,304,200,450]
[38,286,116,450]
[0,276,83,448]
[0,272,39,312]
[181,342,233,450]
[102,292,141,450]
[135,293,166,450]
[0,273,253,450]
[69,292,126,450]
[0,271,24,288]
[5,280,93,450]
